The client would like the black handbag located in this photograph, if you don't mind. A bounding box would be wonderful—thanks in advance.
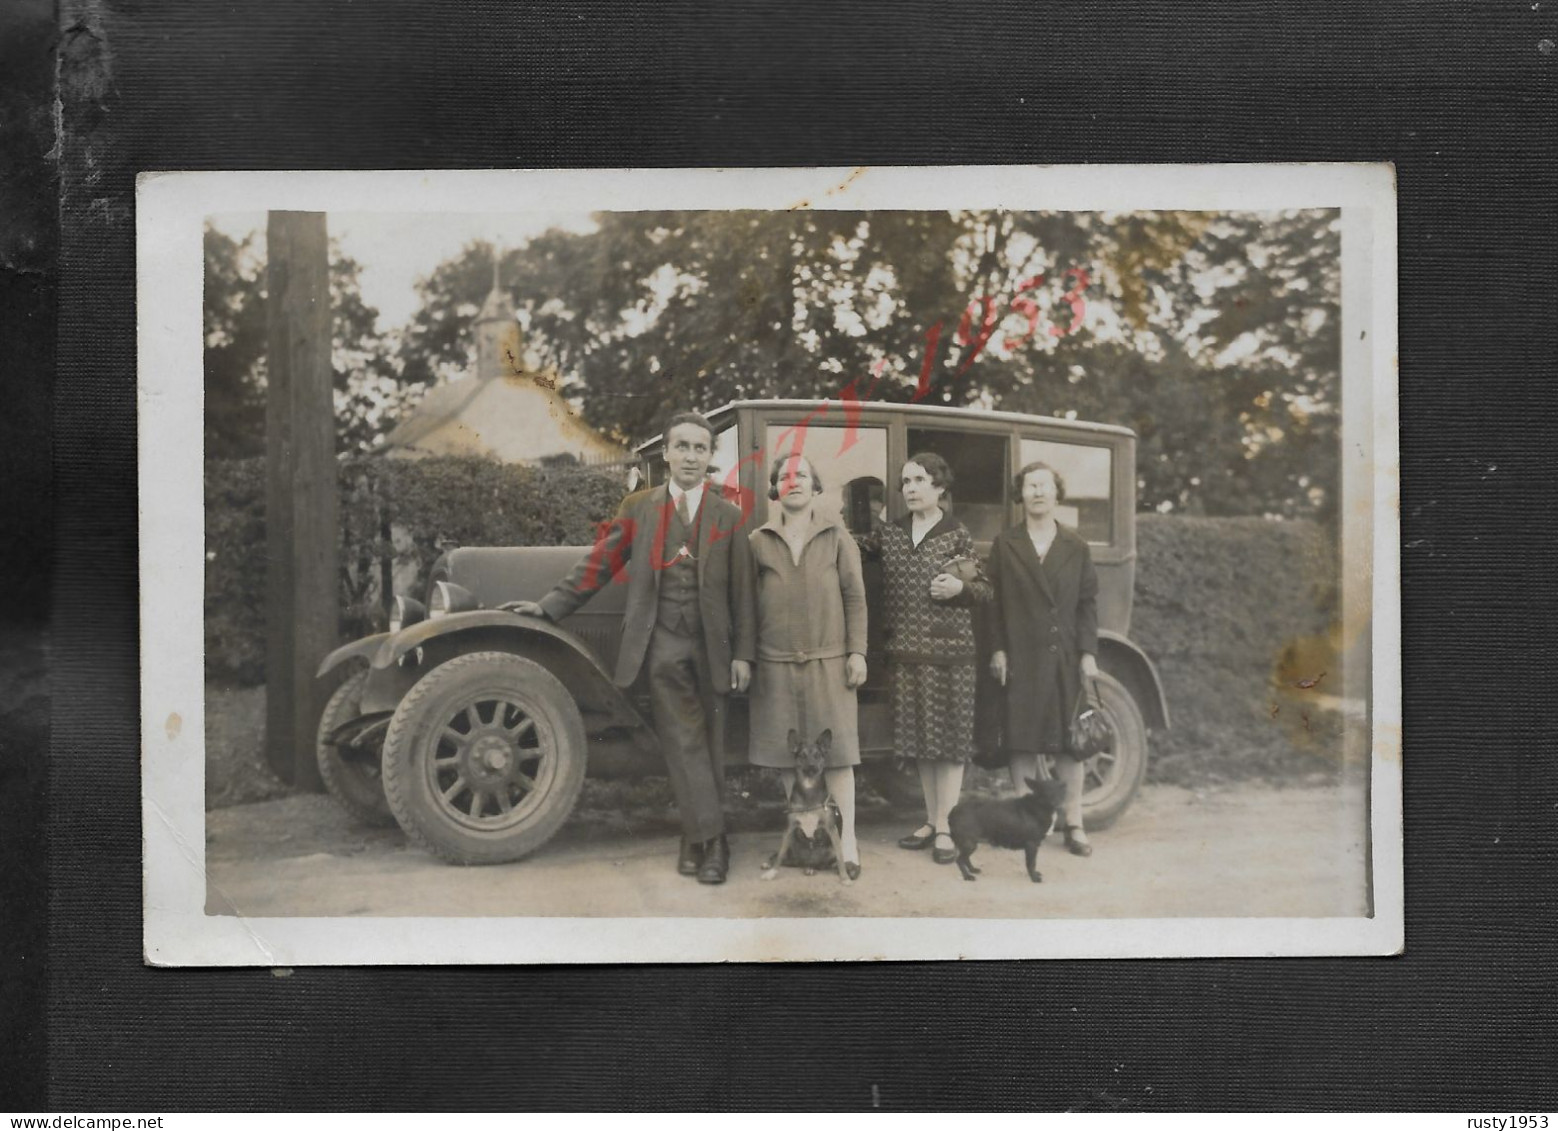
[1068,678,1114,761]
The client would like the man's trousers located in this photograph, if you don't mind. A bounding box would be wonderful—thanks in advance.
[645,626,727,842]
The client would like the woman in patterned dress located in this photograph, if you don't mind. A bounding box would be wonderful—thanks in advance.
[858,452,993,865]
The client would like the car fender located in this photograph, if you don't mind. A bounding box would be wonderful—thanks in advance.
[1096,630,1170,729]
[374,611,647,733]
[316,633,392,678]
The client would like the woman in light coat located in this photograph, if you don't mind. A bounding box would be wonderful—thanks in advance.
[748,453,868,878]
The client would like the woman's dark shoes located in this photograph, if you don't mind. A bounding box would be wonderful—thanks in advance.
[697,835,730,884]
[898,824,936,850]
[677,837,705,876]
[1063,826,1093,857]
[844,860,862,882]
[932,832,958,865]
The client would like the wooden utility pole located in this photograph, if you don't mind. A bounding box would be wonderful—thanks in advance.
[264,211,338,789]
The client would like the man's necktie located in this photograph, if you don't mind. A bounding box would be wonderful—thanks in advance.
[676,491,691,526]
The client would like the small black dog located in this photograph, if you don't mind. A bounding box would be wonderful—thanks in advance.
[946,777,1069,883]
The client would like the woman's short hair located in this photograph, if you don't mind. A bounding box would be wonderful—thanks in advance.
[768,453,823,500]
[662,410,715,444]
[1012,460,1067,502]
[904,451,954,495]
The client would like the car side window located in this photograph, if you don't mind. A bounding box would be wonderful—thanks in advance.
[904,427,1008,542]
[762,423,889,536]
[1018,437,1114,544]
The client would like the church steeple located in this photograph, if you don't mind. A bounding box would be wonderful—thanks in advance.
[474,245,521,382]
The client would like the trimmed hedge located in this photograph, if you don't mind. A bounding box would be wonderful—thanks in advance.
[204,458,268,684]
[1131,514,1345,783]
[205,455,627,685]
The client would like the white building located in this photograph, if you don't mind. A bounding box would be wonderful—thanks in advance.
[382,268,627,466]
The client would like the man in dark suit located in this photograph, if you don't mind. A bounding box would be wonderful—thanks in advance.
[506,412,755,883]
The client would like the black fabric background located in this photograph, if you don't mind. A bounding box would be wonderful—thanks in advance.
[13,0,1558,1111]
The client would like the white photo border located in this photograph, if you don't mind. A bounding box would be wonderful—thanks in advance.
[140,164,1401,964]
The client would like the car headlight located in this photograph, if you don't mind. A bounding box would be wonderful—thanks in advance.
[428,580,478,620]
[390,596,426,634]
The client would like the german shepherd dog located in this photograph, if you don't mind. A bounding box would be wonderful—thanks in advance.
[946,777,1069,882]
[760,729,851,884]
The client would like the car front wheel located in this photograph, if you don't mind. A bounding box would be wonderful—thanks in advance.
[381,651,587,865]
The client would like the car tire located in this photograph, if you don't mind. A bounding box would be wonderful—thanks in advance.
[1047,670,1149,830]
[316,667,397,827]
[381,651,587,865]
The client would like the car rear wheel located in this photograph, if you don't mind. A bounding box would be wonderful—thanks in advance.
[381,651,587,864]
[316,668,396,827]
[1045,670,1148,830]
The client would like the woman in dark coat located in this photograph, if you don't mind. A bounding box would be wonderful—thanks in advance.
[987,460,1101,856]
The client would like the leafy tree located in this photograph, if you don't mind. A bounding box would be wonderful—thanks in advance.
[203,223,411,458]
[329,250,418,455]
[204,226,269,459]
[398,209,1341,517]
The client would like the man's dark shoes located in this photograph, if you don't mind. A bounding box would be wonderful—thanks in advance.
[677,836,705,876]
[696,835,730,884]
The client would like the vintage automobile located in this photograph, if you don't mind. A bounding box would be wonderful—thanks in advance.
[316,400,1170,864]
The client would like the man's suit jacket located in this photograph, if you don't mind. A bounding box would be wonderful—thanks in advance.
[538,484,757,693]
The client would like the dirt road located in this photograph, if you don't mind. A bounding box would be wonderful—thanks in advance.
[205,779,1369,920]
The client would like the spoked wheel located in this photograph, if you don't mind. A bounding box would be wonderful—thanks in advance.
[316,668,396,827]
[381,651,587,864]
[1042,670,1149,830]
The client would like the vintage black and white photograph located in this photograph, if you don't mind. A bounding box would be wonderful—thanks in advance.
[139,165,1399,963]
